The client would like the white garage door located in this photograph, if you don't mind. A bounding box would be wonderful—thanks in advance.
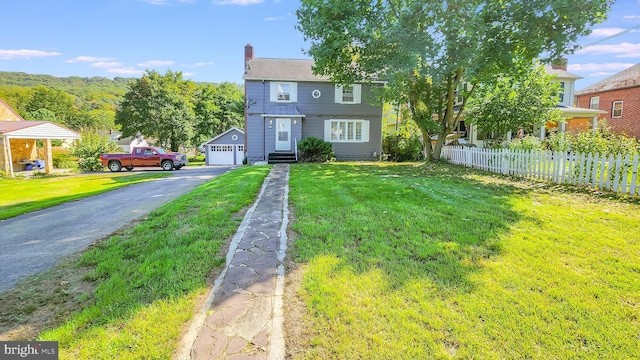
[208,144,234,165]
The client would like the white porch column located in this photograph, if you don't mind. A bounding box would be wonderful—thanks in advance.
[540,125,546,140]
[44,138,53,174]
[559,120,566,133]
[1,135,14,177]
[591,116,598,133]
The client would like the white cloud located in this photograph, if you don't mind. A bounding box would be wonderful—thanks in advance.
[90,61,123,69]
[107,67,145,76]
[138,60,175,67]
[264,15,287,21]
[569,62,635,73]
[182,72,196,77]
[0,49,61,60]
[184,62,214,67]
[623,15,640,21]
[214,0,264,5]
[589,28,627,37]
[66,56,115,63]
[577,42,640,58]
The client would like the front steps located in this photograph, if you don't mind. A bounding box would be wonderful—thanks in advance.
[268,152,297,164]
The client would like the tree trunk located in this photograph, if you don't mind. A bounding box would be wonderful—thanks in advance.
[420,128,433,161]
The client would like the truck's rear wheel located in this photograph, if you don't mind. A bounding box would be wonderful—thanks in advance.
[108,161,122,172]
[161,160,174,171]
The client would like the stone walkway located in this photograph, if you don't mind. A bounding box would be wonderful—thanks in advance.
[177,164,289,360]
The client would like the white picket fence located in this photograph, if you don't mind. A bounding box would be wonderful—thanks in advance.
[441,146,640,196]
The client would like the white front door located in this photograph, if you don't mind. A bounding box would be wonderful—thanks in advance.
[275,118,291,151]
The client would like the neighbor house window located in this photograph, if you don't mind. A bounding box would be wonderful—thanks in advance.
[612,101,623,118]
[270,82,297,102]
[590,96,599,110]
[335,84,362,104]
[558,82,565,103]
[324,119,369,143]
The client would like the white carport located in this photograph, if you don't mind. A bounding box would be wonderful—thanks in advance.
[0,121,81,177]
[200,127,245,165]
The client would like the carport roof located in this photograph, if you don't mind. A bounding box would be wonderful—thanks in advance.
[0,120,81,140]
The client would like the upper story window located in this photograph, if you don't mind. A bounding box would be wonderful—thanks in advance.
[335,84,361,104]
[590,96,600,110]
[612,101,623,118]
[270,82,297,103]
[558,82,565,103]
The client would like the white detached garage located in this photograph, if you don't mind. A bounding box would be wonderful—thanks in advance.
[201,127,245,165]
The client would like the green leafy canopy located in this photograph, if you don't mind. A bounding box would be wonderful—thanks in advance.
[297,0,613,159]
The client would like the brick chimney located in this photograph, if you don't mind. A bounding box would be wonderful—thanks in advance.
[244,44,254,73]
[551,57,568,71]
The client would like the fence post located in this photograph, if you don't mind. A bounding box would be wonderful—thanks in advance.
[501,148,508,175]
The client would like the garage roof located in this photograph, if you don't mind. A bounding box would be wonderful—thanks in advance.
[0,120,81,140]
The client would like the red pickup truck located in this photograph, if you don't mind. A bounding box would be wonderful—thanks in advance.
[100,146,188,172]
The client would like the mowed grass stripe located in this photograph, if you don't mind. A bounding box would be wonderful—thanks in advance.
[287,162,640,359]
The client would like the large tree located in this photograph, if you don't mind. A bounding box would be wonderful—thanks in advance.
[297,0,613,160]
[192,82,244,146]
[465,63,563,147]
[116,70,196,152]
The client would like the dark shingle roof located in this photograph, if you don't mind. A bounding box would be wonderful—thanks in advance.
[243,58,330,82]
[576,63,640,95]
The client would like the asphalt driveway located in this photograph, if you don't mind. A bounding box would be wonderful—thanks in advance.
[0,166,236,294]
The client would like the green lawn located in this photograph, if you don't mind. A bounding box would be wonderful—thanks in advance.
[28,166,270,359]
[0,172,171,220]
[287,162,640,359]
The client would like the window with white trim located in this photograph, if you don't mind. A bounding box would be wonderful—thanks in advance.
[211,145,233,152]
[270,82,297,103]
[335,84,361,104]
[590,96,599,110]
[558,82,565,103]
[324,119,369,143]
[612,101,623,118]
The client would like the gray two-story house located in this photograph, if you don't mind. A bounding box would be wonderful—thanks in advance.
[242,45,383,163]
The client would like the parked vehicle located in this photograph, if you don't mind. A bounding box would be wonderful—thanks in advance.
[100,147,188,172]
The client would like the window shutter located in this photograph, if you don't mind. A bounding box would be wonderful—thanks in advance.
[270,82,277,102]
[290,83,297,102]
[324,120,332,141]
[353,84,362,104]
[335,85,342,103]
[362,120,370,142]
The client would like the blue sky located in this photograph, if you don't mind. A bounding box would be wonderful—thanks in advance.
[1,0,639,90]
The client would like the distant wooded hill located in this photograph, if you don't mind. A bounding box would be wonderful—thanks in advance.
[0,71,134,99]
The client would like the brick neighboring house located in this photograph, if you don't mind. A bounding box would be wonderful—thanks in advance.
[575,63,640,138]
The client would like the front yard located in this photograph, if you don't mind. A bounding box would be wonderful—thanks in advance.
[0,162,637,359]
[285,163,639,359]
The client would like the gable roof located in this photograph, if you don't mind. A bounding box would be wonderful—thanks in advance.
[243,58,330,82]
[0,98,26,121]
[576,63,640,95]
[200,127,245,147]
[544,65,582,80]
[0,120,81,140]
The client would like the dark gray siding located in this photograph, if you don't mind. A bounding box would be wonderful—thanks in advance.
[245,80,383,162]
[204,129,244,145]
